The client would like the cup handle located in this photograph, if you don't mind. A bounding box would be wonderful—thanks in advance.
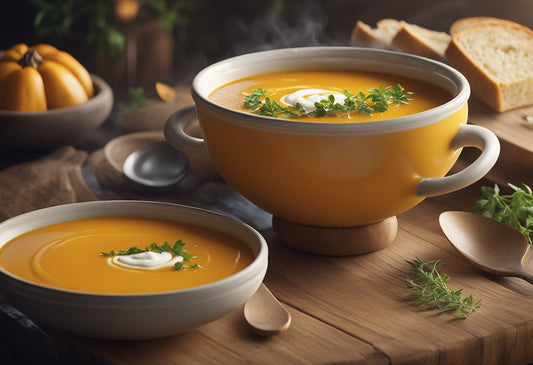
[164,105,210,158]
[415,124,500,197]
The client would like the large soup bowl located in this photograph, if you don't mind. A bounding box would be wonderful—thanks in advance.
[0,201,268,340]
[165,47,500,255]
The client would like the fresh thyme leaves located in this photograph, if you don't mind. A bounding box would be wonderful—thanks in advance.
[243,88,267,110]
[473,183,533,245]
[406,257,482,320]
[256,96,301,118]
[101,240,199,271]
[242,84,413,118]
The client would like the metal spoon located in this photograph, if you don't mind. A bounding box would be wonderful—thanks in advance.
[123,141,189,188]
[439,211,533,283]
[244,284,291,337]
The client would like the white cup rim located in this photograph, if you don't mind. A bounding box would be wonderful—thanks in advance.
[192,46,470,135]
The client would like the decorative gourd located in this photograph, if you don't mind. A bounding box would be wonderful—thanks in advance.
[0,43,94,111]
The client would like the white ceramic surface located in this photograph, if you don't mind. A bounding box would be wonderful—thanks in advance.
[0,201,268,340]
[0,74,113,149]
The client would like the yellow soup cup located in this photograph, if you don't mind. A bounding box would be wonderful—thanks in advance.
[165,47,499,254]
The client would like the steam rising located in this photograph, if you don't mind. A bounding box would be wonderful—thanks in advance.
[230,9,332,55]
[174,0,532,83]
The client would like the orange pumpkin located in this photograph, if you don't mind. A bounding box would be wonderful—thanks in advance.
[0,43,94,111]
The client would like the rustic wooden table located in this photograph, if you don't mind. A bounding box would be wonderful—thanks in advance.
[75,100,533,364]
[71,183,533,365]
[2,98,533,365]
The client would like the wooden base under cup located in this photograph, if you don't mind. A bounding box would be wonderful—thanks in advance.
[272,216,398,256]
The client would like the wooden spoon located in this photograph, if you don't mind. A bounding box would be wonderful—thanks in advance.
[244,284,291,337]
[439,211,533,283]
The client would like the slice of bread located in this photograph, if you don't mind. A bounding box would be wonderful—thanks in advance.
[450,16,521,35]
[391,22,451,60]
[376,19,404,43]
[351,19,402,48]
[351,19,450,60]
[445,22,533,112]
[351,21,388,48]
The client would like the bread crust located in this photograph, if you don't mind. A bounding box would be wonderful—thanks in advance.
[351,21,387,48]
[450,16,524,35]
[350,19,449,59]
[376,18,403,41]
[391,23,449,60]
[445,22,533,112]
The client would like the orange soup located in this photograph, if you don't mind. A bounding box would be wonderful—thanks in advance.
[0,216,255,294]
[209,70,452,123]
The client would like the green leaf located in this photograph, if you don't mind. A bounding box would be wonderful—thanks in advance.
[242,84,413,119]
[406,258,481,319]
[101,240,200,271]
[473,183,533,245]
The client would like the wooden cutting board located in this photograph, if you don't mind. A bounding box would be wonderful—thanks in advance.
[56,98,533,364]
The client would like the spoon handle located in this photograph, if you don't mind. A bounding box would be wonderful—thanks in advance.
[517,270,533,285]
[519,273,533,284]
[244,284,291,337]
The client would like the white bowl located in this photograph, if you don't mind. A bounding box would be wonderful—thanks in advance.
[0,201,268,340]
[0,74,113,149]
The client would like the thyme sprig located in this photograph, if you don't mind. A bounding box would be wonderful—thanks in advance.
[243,84,413,119]
[406,257,482,320]
[101,240,199,271]
[473,183,533,245]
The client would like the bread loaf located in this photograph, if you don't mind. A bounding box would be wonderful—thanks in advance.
[450,16,520,35]
[445,22,533,112]
[391,22,451,59]
[351,19,450,60]
[351,19,402,48]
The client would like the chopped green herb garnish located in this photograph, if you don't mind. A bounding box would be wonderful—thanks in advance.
[243,87,268,110]
[406,257,482,320]
[243,84,413,119]
[101,240,200,271]
[473,183,533,245]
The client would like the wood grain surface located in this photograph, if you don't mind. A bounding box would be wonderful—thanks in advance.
[68,98,533,364]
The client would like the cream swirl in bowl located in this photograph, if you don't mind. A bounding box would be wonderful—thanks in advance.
[110,251,184,270]
[281,89,345,113]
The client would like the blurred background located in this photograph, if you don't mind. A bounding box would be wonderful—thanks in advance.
[2,0,531,93]
[0,0,531,109]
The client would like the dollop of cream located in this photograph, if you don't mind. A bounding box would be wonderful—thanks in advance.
[109,251,183,270]
[282,89,346,113]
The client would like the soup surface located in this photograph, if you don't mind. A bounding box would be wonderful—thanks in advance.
[209,70,452,123]
[0,216,255,294]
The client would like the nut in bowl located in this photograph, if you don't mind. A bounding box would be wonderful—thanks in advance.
[0,43,113,149]
[164,46,500,255]
[0,201,268,340]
